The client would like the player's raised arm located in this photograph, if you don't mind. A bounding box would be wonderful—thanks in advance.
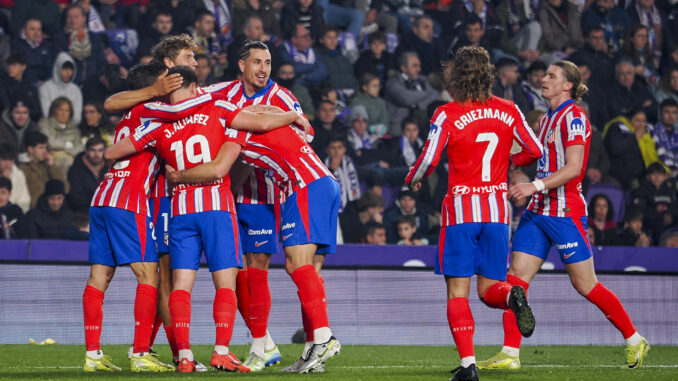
[511,105,544,166]
[104,70,183,112]
[405,109,450,191]
[215,99,310,132]
[166,141,244,183]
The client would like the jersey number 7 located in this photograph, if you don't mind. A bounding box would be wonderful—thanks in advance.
[476,132,498,182]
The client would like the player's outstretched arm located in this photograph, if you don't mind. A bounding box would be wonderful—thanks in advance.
[509,145,584,201]
[103,71,183,112]
[230,110,310,133]
[103,137,138,162]
[166,141,243,184]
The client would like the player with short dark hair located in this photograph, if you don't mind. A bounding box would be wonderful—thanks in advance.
[479,60,650,370]
[405,46,544,381]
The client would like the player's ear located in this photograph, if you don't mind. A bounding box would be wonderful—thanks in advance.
[238,59,245,74]
[163,57,173,68]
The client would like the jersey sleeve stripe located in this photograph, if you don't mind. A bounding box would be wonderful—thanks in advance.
[215,99,238,111]
[143,93,213,113]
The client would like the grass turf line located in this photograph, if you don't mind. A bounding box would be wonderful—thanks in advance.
[1,344,677,380]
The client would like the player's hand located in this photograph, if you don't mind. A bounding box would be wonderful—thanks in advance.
[509,182,537,202]
[409,181,422,192]
[294,115,311,137]
[152,70,183,97]
[165,164,180,183]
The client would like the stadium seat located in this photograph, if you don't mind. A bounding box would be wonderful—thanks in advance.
[586,184,625,223]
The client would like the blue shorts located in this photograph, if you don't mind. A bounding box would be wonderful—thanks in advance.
[436,223,509,280]
[169,211,243,272]
[89,206,158,266]
[150,196,171,254]
[236,203,280,254]
[281,177,340,254]
[512,210,592,264]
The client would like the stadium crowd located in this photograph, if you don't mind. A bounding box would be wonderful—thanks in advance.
[0,0,677,247]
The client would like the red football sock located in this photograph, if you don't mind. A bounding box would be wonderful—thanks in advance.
[169,290,191,350]
[133,284,158,354]
[586,282,636,339]
[149,314,163,348]
[291,265,329,331]
[448,297,475,359]
[247,268,271,338]
[503,275,529,348]
[481,281,512,309]
[213,288,237,347]
[299,290,314,342]
[163,325,179,357]
[236,270,251,330]
[83,285,104,351]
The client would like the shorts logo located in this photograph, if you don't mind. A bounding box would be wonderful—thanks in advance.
[282,233,293,241]
[248,228,273,235]
[282,222,295,230]
[563,252,575,259]
[452,185,470,195]
[300,146,313,153]
[254,240,268,247]
[556,242,578,250]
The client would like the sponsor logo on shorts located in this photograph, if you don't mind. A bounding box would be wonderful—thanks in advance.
[282,222,295,230]
[282,233,293,241]
[556,242,578,250]
[254,240,268,247]
[248,228,273,235]
[163,233,169,246]
[563,252,575,259]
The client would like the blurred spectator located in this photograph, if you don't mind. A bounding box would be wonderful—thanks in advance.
[659,229,678,247]
[135,9,174,61]
[347,105,381,151]
[632,162,677,242]
[495,0,541,64]
[448,0,503,49]
[397,214,428,245]
[189,10,227,77]
[581,0,631,53]
[9,18,54,85]
[354,31,394,89]
[316,25,357,91]
[584,127,614,192]
[537,0,584,58]
[21,179,72,239]
[607,60,658,123]
[0,98,39,155]
[569,26,615,89]
[62,212,90,241]
[53,5,107,85]
[227,15,278,78]
[448,14,495,59]
[112,0,149,30]
[317,83,349,122]
[603,109,660,189]
[627,0,668,60]
[275,62,315,120]
[616,24,659,86]
[492,58,533,114]
[650,99,678,175]
[587,193,619,245]
[39,53,83,125]
[193,0,233,47]
[324,137,361,212]
[383,188,430,243]
[521,61,548,112]
[195,54,216,86]
[364,221,387,244]
[0,177,23,238]
[587,225,596,245]
[617,209,651,247]
[281,0,326,41]
[0,53,42,122]
[75,0,106,34]
[387,117,423,168]
[67,136,107,214]
[278,24,328,87]
[10,0,62,38]
[350,73,388,134]
[78,102,114,146]
[340,190,384,243]
[393,15,444,76]
[315,0,365,41]
[655,65,678,104]
[311,100,347,158]
[148,0,197,34]
[575,58,609,129]
[659,44,678,75]
[0,145,30,212]
[231,0,281,38]
[38,97,84,175]
[384,51,440,136]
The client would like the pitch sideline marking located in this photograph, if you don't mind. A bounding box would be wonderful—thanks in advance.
[12,364,678,370]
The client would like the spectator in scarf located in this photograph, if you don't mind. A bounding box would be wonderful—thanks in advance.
[324,137,361,212]
[650,99,678,176]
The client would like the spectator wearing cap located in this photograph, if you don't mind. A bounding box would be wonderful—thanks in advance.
[20,179,72,239]
[340,190,384,243]
[18,131,69,209]
[0,145,31,213]
[650,99,678,176]
[0,177,24,239]
[521,61,548,112]
[10,18,54,85]
[278,24,328,87]
[384,51,440,136]
[38,97,84,175]
[383,188,431,243]
[311,100,348,160]
[0,53,42,121]
[347,105,381,153]
[492,58,533,114]
[67,137,107,214]
[39,52,83,126]
[316,25,357,91]
[632,162,677,243]
[0,98,39,155]
[350,73,388,135]
[607,60,658,124]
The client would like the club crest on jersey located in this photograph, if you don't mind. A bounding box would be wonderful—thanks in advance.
[452,185,470,195]
[547,129,556,143]
[264,169,275,179]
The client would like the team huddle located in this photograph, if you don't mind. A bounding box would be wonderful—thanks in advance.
[81,34,649,380]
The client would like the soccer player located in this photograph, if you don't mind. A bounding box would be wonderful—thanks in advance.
[104,66,309,373]
[404,46,544,381]
[165,93,343,375]
[83,62,177,373]
[479,60,650,370]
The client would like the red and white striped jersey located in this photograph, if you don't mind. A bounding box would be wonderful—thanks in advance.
[90,104,159,214]
[405,96,543,226]
[130,97,244,216]
[233,127,334,195]
[150,171,170,198]
[528,100,590,217]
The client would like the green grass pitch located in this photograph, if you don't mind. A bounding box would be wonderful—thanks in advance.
[1,344,677,380]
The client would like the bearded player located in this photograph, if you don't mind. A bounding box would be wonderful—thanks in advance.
[478,60,650,371]
[405,46,544,381]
